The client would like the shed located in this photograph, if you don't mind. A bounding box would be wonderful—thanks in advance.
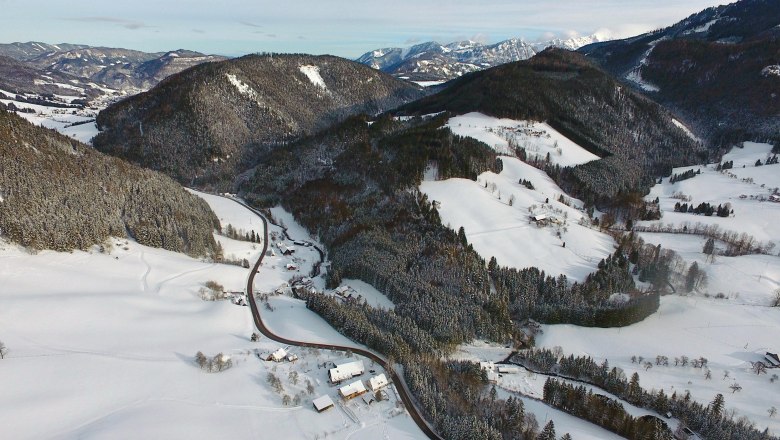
[312,395,335,413]
[766,351,780,368]
[368,373,389,392]
[286,353,299,362]
[339,380,368,400]
[497,365,520,374]
[268,347,287,362]
[329,360,365,383]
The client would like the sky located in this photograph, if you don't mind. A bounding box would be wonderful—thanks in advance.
[0,0,728,57]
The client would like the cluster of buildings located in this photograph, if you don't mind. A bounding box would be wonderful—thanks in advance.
[266,347,298,363]
[479,361,519,383]
[311,359,391,413]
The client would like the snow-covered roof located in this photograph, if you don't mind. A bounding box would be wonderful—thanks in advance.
[338,380,367,398]
[312,395,334,411]
[368,373,389,391]
[479,361,496,371]
[270,348,287,361]
[532,214,547,221]
[329,360,364,383]
[497,365,519,374]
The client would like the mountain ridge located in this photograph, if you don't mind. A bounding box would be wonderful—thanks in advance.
[578,0,780,148]
[93,53,426,187]
[356,34,610,81]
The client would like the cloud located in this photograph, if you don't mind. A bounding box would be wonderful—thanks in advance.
[404,37,421,45]
[192,29,206,34]
[67,16,150,30]
[240,21,263,29]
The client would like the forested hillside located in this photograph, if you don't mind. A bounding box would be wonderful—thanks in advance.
[397,49,706,207]
[0,108,219,256]
[94,53,425,186]
[242,114,675,438]
[580,0,780,148]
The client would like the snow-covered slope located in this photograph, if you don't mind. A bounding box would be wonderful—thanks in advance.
[421,153,613,281]
[446,112,600,166]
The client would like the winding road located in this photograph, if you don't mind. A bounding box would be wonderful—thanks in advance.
[227,197,443,440]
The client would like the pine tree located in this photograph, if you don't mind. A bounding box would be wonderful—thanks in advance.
[709,393,725,420]
[537,420,556,440]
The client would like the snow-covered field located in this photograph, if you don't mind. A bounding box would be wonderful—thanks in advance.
[0,87,124,144]
[0,194,422,439]
[421,155,614,281]
[446,112,600,166]
[639,142,780,248]
[534,141,780,435]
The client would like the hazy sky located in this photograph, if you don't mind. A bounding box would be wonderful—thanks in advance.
[0,0,727,57]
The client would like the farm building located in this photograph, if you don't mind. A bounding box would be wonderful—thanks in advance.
[368,373,389,392]
[286,353,298,362]
[769,195,780,203]
[497,365,520,374]
[277,242,295,255]
[312,395,334,413]
[766,351,780,368]
[285,263,298,271]
[531,214,548,226]
[339,380,368,400]
[329,360,365,383]
[267,348,287,362]
[479,361,496,371]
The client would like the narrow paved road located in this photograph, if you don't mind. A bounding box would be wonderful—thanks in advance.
[226,196,443,440]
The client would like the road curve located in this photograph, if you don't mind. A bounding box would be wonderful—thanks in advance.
[226,196,444,440]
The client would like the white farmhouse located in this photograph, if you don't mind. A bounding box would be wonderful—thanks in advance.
[328,360,365,383]
[368,373,389,392]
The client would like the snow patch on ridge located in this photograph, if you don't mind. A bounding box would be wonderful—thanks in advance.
[299,65,328,91]
[225,73,259,101]
[762,65,780,78]
[672,119,701,143]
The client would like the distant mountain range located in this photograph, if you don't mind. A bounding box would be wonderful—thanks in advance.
[356,34,610,81]
[579,0,780,147]
[0,41,226,102]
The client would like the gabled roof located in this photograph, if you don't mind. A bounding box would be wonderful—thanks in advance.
[312,395,334,411]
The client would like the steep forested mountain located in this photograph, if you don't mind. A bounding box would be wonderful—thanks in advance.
[398,48,706,207]
[93,54,425,186]
[579,0,780,147]
[0,108,219,256]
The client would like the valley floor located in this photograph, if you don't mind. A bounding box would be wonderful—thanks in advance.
[0,194,421,440]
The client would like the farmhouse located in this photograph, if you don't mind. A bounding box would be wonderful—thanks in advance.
[267,347,287,362]
[277,242,295,255]
[285,263,298,271]
[312,395,334,413]
[338,380,368,400]
[329,360,365,383]
[497,365,520,374]
[765,351,780,368]
[368,373,389,392]
[531,214,549,226]
[770,194,780,203]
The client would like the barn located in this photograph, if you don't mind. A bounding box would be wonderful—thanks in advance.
[312,395,335,413]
